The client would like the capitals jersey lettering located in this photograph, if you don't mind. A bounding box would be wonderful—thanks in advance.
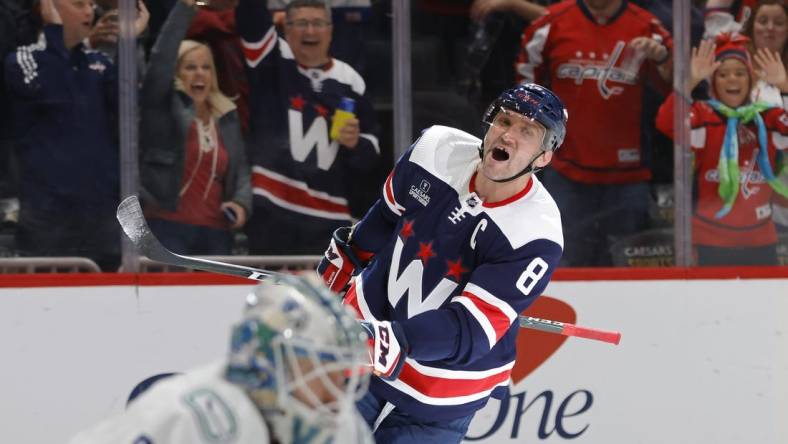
[235,0,380,251]
[347,126,563,420]
[517,0,672,184]
[656,93,788,247]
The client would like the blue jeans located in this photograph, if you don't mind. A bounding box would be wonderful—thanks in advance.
[540,168,651,267]
[147,218,233,255]
[357,390,474,444]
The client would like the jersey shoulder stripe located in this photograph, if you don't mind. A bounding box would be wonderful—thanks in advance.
[408,125,480,195]
[326,59,367,95]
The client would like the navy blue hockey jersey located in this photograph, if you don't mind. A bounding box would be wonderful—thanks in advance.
[347,126,564,420]
[235,0,380,253]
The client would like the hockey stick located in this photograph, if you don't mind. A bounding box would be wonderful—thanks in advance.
[519,316,621,345]
[117,195,277,280]
[117,196,621,345]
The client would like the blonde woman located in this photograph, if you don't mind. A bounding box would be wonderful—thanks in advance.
[140,0,251,255]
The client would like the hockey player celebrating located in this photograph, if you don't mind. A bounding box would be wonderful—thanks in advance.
[318,83,568,443]
[68,274,374,444]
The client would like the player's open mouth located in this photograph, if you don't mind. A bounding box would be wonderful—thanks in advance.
[302,40,320,46]
[492,147,510,161]
[725,88,741,95]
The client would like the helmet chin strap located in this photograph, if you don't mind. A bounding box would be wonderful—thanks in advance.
[478,143,546,184]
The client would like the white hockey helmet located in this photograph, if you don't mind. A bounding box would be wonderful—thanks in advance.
[225,273,370,427]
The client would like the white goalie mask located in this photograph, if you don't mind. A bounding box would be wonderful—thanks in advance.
[225,273,370,433]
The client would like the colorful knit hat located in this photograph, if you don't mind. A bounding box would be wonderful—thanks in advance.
[710,33,754,99]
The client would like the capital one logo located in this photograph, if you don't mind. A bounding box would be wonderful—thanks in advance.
[288,109,339,171]
[466,296,595,442]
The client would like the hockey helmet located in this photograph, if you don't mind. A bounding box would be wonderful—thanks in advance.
[482,83,568,152]
[225,273,370,428]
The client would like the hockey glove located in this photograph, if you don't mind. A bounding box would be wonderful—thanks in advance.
[359,319,409,381]
[317,226,372,293]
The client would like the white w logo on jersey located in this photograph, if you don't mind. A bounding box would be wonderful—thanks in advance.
[288,109,339,170]
[387,237,458,318]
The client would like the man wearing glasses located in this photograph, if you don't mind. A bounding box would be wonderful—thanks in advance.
[235,0,381,255]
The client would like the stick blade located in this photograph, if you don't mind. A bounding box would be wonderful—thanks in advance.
[117,195,148,245]
[116,195,169,262]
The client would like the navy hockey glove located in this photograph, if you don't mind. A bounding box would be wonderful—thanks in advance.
[359,319,409,381]
[317,226,372,293]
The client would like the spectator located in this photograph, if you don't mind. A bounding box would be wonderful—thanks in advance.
[139,0,251,256]
[517,0,672,266]
[741,0,788,229]
[656,35,788,265]
[705,0,758,37]
[86,0,149,69]
[185,5,251,133]
[1,0,41,199]
[4,0,147,270]
[742,0,788,105]
[269,0,372,75]
[235,0,381,255]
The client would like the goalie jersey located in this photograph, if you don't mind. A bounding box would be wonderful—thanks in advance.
[68,361,374,444]
[347,126,564,420]
[235,0,380,253]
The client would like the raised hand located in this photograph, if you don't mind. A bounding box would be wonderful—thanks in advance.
[89,11,120,47]
[753,47,788,89]
[690,39,720,90]
[41,0,62,25]
[134,0,150,37]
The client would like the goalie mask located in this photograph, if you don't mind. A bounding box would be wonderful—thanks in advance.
[225,273,370,435]
[479,83,568,182]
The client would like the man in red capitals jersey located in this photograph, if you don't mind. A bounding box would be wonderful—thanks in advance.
[517,0,672,266]
[656,35,788,265]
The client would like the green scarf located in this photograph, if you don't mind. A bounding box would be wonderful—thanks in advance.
[706,100,788,218]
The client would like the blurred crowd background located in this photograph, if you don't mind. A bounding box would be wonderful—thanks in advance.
[1,0,786,272]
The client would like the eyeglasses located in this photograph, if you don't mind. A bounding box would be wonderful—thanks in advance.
[286,19,332,30]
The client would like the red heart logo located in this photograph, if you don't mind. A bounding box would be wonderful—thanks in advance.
[511,296,576,384]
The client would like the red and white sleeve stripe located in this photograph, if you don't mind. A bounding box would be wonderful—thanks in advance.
[385,358,514,406]
[452,282,518,349]
[241,26,277,68]
[382,170,405,216]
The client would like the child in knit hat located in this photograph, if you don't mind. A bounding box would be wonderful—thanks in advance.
[656,33,788,265]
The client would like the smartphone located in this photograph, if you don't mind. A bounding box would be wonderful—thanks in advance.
[222,206,238,224]
[103,10,119,24]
